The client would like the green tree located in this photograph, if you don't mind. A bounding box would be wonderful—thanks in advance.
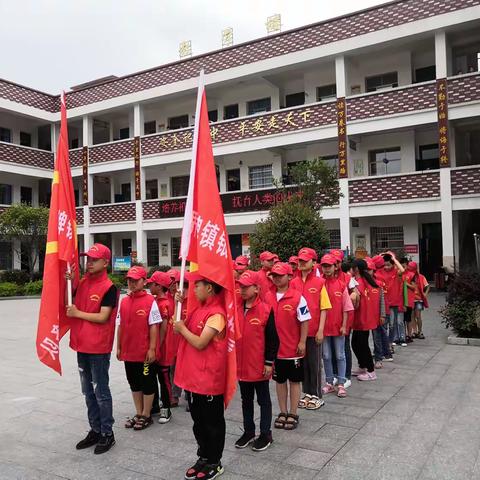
[0,204,49,279]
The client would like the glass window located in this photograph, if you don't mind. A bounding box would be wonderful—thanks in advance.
[316,84,337,101]
[417,144,439,171]
[0,127,11,143]
[224,104,239,120]
[144,121,156,135]
[249,165,273,189]
[371,226,404,253]
[328,230,341,249]
[455,125,480,167]
[366,72,398,92]
[20,186,32,205]
[168,115,189,130]
[70,138,79,149]
[285,92,305,108]
[145,179,158,200]
[147,238,159,266]
[226,169,241,192]
[121,183,131,202]
[368,148,401,176]
[453,43,480,75]
[119,127,130,140]
[0,184,12,204]
[0,241,12,270]
[414,66,436,83]
[171,176,189,197]
[20,131,31,147]
[122,238,132,257]
[208,110,218,122]
[247,98,271,115]
[171,237,181,267]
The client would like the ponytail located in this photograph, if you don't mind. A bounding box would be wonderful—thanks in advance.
[353,259,379,288]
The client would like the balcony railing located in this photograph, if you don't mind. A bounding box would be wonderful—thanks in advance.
[89,138,135,165]
[0,141,54,170]
[76,207,84,225]
[89,202,136,224]
[451,165,480,196]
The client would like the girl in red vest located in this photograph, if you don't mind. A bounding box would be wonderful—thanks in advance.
[66,243,119,455]
[235,270,279,452]
[173,274,228,480]
[351,259,385,381]
[116,266,162,431]
[401,258,417,343]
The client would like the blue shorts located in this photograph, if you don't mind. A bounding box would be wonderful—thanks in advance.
[414,301,424,311]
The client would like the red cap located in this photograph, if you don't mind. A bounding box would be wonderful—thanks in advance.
[235,255,249,267]
[366,260,376,271]
[233,261,247,272]
[146,271,173,288]
[407,261,418,272]
[320,254,336,266]
[271,262,293,276]
[80,243,111,261]
[330,249,344,261]
[259,251,277,262]
[238,270,260,287]
[288,256,299,265]
[298,247,318,262]
[167,269,181,282]
[372,255,385,269]
[125,266,147,280]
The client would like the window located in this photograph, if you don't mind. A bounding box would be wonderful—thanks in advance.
[283,161,306,185]
[145,179,158,200]
[119,127,130,140]
[21,186,32,205]
[249,165,273,189]
[0,127,11,143]
[74,189,80,206]
[171,176,189,197]
[285,92,305,108]
[0,184,12,204]
[316,84,337,101]
[0,241,12,270]
[121,183,131,202]
[455,125,480,167]
[321,155,339,172]
[147,238,159,266]
[453,43,480,74]
[171,237,181,266]
[414,66,436,83]
[226,169,241,191]
[20,131,31,147]
[144,121,156,135]
[366,72,398,92]
[122,238,132,257]
[328,230,341,250]
[368,148,401,176]
[224,104,239,120]
[417,144,439,171]
[208,110,218,123]
[371,226,404,254]
[70,138,79,149]
[247,98,271,115]
[168,115,189,130]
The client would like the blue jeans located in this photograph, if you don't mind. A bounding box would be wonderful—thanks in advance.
[323,336,346,385]
[332,332,352,380]
[388,306,405,343]
[77,352,114,435]
[373,324,391,361]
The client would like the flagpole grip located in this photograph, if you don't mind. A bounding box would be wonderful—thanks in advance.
[175,257,187,323]
[67,262,73,307]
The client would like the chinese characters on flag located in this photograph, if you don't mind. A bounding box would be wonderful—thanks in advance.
[436,79,450,167]
[337,98,348,178]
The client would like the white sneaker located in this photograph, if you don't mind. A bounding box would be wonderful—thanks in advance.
[332,378,338,386]
[401,342,407,347]
[158,408,172,424]
[344,379,352,389]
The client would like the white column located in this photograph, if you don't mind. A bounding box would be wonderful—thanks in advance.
[51,124,60,153]
[83,206,92,251]
[135,201,146,264]
[339,178,350,251]
[12,239,21,269]
[335,55,347,98]
[133,103,144,137]
[440,168,454,272]
[435,31,448,78]
[87,174,94,207]
[82,115,93,147]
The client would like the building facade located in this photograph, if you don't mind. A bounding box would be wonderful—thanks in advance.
[1,0,480,278]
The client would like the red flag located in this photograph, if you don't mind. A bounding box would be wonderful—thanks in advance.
[180,73,239,407]
[36,92,79,374]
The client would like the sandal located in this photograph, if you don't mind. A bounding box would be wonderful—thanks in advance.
[133,415,153,431]
[284,414,299,430]
[322,384,336,395]
[337,386,347,398]
[274,412,287,429]
[298,394,311,409]
[125,415,140,428]
[418,333,425,339]
[305,395,325,410]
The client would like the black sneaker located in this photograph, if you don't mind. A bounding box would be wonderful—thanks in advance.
[75,430,100,450]
[196,463,224,480]
[93,433,115,455]
[158,408,172,424]
[185,458,208,480]
[235,431,255,449]
[251,433,273,452]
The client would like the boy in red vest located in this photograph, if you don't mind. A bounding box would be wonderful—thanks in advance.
[66,243,119,454]
[257,251,277,301]
[173,274,228,480]
[146,271,172,424]
[291,247,331,410]
[235,270,279,452]
[270,262,311,431]
[116,266,162,431]
[288,256,300,279]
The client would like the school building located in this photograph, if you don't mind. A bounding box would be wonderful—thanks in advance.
[1,0,480,279]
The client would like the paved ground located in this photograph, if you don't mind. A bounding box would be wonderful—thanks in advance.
[1,292,480,480]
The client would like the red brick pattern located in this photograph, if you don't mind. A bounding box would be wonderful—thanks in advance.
[89,203,136,224]
[89,139,134,164]
[347,83,436,121]
[0,79,58,112]
[76,207,84,225]
[0,142,54,170]
[349,172,440,203]
[69,148,83,168]
[451,168,480,195]
[447,74,480,105]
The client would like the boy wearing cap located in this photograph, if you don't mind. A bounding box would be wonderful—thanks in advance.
[291,248,331,411]
[235,270,279,452]
[257,251,277,301]
[66,243,119,454]
[409,262,429,339]
[289,256,300,279]
[116,266,163,431]
[270,262,311,431]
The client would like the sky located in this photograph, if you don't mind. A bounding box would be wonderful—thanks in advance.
[0,0,386,94]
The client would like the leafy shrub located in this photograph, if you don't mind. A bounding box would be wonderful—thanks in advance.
[0,270,30,285]
[108,274,127,290]
[0,282,23,297]
[147,265,172,277]
[23,280,43,296]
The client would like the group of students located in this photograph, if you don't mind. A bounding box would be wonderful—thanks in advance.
[64,242,429,480]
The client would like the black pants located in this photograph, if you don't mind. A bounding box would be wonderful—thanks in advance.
[239,380,272,436]
[188,393,225,464]
[152,364,172,410]
[351,330,374,373]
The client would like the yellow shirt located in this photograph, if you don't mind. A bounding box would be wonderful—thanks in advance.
[206,313,226,340]
[320,286,332,310]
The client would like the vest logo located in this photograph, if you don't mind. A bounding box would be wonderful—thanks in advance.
[308,288,318,294]
[136,309,147,316]
[371,289,379,294]
[282,304,294,311]
[249,317,261,325]
[334,291,342,297]
[90,294,100,302]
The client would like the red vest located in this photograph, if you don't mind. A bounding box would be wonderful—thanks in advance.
[155,296,174,365]
[69,271,118,354]
[119,291,157,362]
[274,287,304,359]
[353,277,380,331]
[291,271,326,337]
[174,296,227,395]
[323,276,347,337]
[257,268,276,302]
[234,280,243,306]
[236,296,272,382]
